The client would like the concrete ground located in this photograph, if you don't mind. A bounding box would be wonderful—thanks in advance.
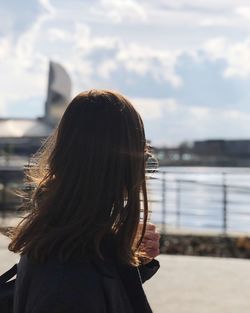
[144,254,250,313]
[1,235,250,313]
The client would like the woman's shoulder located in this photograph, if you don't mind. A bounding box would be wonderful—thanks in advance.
[17,253,119,289]
[16,255,108,313]
[18,253,101,280]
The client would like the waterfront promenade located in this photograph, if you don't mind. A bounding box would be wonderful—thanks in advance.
[144,254,250,313]
[1,234,249,313]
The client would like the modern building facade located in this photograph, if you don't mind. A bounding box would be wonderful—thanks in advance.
[0,61,71,212]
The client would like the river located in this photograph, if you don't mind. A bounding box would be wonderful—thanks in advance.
[148,167,250,234]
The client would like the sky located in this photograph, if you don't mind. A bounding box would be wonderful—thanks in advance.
[1,0,250,146]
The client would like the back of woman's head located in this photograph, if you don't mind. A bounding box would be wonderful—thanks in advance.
[9,89,149,265]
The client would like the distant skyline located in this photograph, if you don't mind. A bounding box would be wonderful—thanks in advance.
[1,0,250,145]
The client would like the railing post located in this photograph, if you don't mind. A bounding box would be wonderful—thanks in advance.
[176,179,181,228]
[161,171,166,234]
[222,173,228,234]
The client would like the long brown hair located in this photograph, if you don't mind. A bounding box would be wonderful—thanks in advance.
[9,89,149,266]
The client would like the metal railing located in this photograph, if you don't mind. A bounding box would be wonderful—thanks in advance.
[1,167,250,235]
[148,170,250,235]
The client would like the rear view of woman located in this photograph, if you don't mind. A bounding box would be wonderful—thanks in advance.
[9,89,160,313]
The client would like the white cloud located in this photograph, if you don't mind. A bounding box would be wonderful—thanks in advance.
[0,5,183,117]
[97,60,118,79]
[151,0,250,11]
[116,44,182,87]
[190,107,210,119]
[200,17,233,27]
[132,98,177,120]
[224,109,243,119]
[135,99,250,146]
[120,94,250,145]
[44,23,182,89]
[0,0,56,116]
[235,6,250,20]
[92,0,147,23]
[0,37,11,59]
[203,37,227,59]
[39,0,55,15]
[2,0,250,144]
[48,28,72,42]
[204,37,250,78]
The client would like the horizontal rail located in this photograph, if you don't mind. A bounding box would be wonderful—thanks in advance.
[151,170,250,234]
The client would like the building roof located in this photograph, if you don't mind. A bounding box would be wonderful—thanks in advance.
[0,118,53,138]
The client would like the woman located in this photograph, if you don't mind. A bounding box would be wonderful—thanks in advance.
[9,89,160,313]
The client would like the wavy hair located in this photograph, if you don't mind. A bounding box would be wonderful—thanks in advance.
[8,90,149,266]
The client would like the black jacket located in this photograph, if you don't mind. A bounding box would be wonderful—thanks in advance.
[14,254,159,313]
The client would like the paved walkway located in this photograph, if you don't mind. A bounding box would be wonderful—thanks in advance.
[144,254,250,313]
[1,235,249,313]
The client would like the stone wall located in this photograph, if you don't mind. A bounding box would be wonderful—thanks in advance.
[160,233,250,258]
